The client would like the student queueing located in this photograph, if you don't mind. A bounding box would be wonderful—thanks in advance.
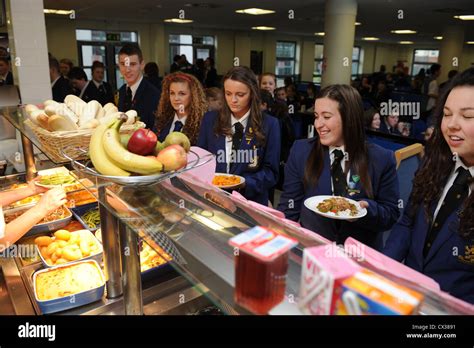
[197,66,281,206]
[155,72,207,145]
[117,43,160,130]
[0,181,66,252]
[278,84,400,247]
[384,67,474,304]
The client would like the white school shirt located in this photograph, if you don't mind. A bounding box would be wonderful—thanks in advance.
[127,75,143,100]
[225,109,251,173]
[432,158,474,221]
[171,113,187,131]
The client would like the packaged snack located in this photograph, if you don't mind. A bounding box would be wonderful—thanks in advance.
[229,226,298,314]
[336,269,424,315]
[299,244,361,315]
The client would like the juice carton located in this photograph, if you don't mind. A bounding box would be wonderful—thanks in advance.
[299,244,362,315]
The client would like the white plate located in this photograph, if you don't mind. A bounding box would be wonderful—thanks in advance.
[304,195,367,220]
[212,173,245,189]
[35,173,79,188]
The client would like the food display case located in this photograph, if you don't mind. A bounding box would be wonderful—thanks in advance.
[1,105,474,316]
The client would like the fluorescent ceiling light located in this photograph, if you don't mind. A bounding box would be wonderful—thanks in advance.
[164,18,193,23]
[44,9,74,15]
[390,30,417,34]
[236,8,275,15]
[252,26,275,30]
[454,15,474,20]
[355,22,361,26]
[399,41,414,44]
[362,37,380,41]
[467,41,474,44]
[434,36,443,40]
[314,32,325,36]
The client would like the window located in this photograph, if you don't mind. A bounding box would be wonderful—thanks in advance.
[412,49,439,76]
[75,29,138,90]
[275,41,297,85]
[313,45,363,83]
[76,29,137,43]
[169,35,215,67]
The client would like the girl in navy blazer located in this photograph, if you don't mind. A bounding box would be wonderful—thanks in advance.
[278,84,400,247]
[155,72,207,145]
[197,66,281,206]
[384,67,474,304]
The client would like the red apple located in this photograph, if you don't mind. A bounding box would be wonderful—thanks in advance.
[127,129,157,156]
[156,144,188,171]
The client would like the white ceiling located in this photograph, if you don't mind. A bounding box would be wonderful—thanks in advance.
[43,0,474,43]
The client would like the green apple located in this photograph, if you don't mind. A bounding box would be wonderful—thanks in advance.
[164,132,191,152]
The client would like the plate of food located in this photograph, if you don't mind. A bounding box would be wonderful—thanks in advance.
[35,172,79,188]
[212,173,245,189]
[304,195,367,220]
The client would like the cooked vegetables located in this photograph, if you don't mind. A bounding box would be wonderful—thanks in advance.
[81,209,100,229]
[317,197,359,217]
[38,173,76,186]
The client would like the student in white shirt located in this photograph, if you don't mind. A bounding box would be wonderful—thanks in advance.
[155,72,207,145]
[0,180,66,252]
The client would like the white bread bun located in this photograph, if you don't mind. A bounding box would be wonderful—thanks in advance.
[44,100,59,108]
[124,110,137,125]
[80,119,99,129]
[25,104,39,115]
[48,114,79,131]
[95,107,105,120]
[44,104,58,116]
[98,112,121,125]
[55,103,79,125]
[30,109,46,126]
[79,100,101,128]
[103,103,116,113]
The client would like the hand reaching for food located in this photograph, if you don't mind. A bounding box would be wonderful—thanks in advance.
[35,187,67,215]
[28,176,49,194]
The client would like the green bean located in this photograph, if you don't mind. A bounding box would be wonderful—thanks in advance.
[39,173,75,185]
[82,209,100,229]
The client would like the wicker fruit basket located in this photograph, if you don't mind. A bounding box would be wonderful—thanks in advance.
[24,119,144,163]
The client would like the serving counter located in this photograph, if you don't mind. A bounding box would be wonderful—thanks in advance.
[1,105,473,316]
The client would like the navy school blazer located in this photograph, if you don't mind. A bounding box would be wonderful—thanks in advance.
[118,78,160,130]
[157,120,173,143]
[384,199,474,304]
[197,111,281,205]
[277,138,400,247]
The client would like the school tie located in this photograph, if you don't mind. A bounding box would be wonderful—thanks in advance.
[124,86,133,111]
[98,83,106,95]
[230,122,244,171]
[173,120,183,132]
[423,167,471,257]
[331,149,346,196]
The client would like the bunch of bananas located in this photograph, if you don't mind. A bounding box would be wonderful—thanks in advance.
[89,114,163,176]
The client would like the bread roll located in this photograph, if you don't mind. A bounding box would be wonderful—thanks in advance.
[95,107,105,120]
[25,104,39,115]
[37,114,50,130]
[79,100,101,128]
[103,103,116,113]
[55,103,79,125]
[44,104,57,116]
[29,110,45,126]
[98,112,121,125]
[48,115,79,131]
[44,100,59,108]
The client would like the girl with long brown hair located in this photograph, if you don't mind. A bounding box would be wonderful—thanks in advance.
[155,72,207,145]
[384,67,474,304]
[197,66,280,205]
[278,84,400,247]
